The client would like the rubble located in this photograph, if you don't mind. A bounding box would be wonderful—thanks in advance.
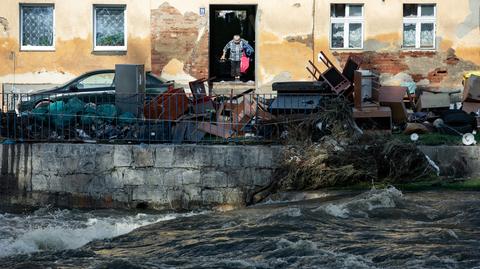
[2,52,478,147]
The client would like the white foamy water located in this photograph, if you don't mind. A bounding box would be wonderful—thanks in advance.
[0,208,202,258]
[314,186,404,218]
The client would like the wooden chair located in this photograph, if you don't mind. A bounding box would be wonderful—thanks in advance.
[306,51,352,95]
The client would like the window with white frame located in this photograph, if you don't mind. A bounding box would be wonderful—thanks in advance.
[330,4,364,49]
[94,5,126,51]
[20,4,55,50]
[403,4,436,49]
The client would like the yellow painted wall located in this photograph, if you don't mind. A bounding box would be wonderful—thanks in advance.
[1,0,478,92]
[0,0,151,87]
[150,0,316,93]
[315,0,480,64]
[152,0,479,92]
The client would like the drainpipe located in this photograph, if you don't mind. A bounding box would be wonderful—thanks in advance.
[9,51,16,91]
[312,0,316,65]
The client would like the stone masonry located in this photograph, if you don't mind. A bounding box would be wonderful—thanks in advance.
[0,143,477,211]
[0,144,283,210]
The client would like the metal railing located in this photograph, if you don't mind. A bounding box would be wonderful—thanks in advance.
[1,91,333,144]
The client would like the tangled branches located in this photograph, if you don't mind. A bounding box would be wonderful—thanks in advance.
[249,98,437,204]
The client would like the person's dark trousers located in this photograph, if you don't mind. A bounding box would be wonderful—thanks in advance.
[231,60,241,78]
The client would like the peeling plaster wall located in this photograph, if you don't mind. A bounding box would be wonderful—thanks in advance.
[1,0,478,93]
[150,0,315,93]
[315,0,480,90]
[152,0,479,92]
[0,0,151,88]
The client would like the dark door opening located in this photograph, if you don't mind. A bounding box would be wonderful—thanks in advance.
[209,5,256,83]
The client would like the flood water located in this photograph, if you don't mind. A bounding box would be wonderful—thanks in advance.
[1,187,480,269]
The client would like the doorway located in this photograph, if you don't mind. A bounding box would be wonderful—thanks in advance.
[209,5,257,83]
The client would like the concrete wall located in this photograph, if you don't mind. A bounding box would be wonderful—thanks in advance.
[0,143,282,210]
[0,0,152,87]
[151,0,479,92]
[419,145,480,178]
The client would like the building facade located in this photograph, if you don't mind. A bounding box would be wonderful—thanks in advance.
[1,0,479,93]
[0,0,151,86]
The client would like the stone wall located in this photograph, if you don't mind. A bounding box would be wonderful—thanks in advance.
[419,146,480,178]
[0,144,282,211]
[0,143,477,211]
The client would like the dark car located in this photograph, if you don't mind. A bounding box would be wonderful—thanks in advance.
[18,70,174,112]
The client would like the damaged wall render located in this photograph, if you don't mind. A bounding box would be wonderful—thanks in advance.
[315,0,480,90]
[150,0,315,93]
[1,0,478,93]
[152,0,479,92]
[0,0,151,87]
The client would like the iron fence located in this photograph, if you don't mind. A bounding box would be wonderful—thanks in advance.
[1,91,334,144]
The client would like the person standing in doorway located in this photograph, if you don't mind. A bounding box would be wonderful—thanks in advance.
[220,35,253,81]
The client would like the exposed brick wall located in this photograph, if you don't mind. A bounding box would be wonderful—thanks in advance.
[185,29,210,79]
[333,51,438,78]
[151,3,208,78]
[333,50,476,88]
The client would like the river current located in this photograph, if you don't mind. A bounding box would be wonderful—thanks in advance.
[1,187,479,268]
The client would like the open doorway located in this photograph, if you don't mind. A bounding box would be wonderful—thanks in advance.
[209,5,256,83]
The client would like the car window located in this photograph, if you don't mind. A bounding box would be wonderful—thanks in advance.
[77,73,115,89]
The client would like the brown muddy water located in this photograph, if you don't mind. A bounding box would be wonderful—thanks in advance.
[1,187,479,269]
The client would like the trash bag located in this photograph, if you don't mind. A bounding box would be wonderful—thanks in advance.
[48,101,68,128]
[81,103,97,125]
[84,103,97,114]
[49,98,86,128]
[138,123,172,142]
[96,104,117,124]
[118,112,136,125]
[48,101,65,114]
[81,113,96,126]
[31,106,49,122]
[66,97,85,114]
[96,124,120,139]
[439,110,476,135]
[240,52,250,74]
[441,109,475,126]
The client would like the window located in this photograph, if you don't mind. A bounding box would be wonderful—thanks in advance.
[77,73,115,89]
[94,5,126,51]
[20,4,55,50]
[330,4,364,49]
[403,4,436,49]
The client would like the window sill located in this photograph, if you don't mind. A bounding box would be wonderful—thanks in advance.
[401,47,436,52]
[330,47,364,51]
[92,49,127,56]
[94,46,127,51]
[20,47,55,52]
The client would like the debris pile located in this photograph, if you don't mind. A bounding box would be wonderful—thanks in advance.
[2,51,479,146]
[249,100,438,204]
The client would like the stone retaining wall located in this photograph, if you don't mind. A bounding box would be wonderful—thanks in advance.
[419,146,480,178]
[0,144,283,210]
[0,144,477,211]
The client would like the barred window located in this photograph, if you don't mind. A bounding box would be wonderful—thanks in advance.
[20,5,55,50]
[403,4,436,49]
[94,6,126,51]
[330,4,364,49]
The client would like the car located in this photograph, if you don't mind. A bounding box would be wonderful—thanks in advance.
[18,69,174,112]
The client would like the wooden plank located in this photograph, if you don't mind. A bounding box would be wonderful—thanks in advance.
[197,122,234,139]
